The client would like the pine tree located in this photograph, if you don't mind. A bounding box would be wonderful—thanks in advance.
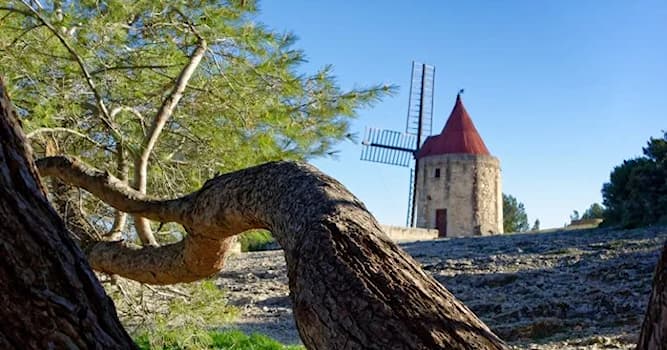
[503,193,529,233]
[0,0,392,244]
[531,219,540,231]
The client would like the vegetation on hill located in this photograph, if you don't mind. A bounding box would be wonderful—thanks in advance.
[581,203,605,220]
[503,193,529,233]
[602,132,667,228]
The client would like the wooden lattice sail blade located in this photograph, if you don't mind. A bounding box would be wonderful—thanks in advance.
[360,128,416,167]
[405,62,435,147]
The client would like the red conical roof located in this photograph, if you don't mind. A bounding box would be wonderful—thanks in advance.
[416,94,490,159]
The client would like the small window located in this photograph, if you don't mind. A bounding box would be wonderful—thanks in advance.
[434,168,441,178]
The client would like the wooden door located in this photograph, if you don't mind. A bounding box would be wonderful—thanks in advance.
[435,209,447,237]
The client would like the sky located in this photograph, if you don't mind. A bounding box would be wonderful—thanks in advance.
[255,1,667,229]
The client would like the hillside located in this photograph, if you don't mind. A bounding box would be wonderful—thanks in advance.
[218,226,667,349]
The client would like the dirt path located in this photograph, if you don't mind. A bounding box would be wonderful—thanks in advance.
[217,226,667,349]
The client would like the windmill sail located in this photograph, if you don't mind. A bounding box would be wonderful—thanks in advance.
[360,128,416,167]
[405,62,435,148]
[360,62,436,226]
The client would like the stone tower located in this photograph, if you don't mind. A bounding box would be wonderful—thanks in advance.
[414,94,502,237]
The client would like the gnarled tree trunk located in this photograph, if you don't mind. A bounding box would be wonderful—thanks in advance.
[36,161,510,348]
[637,241,667,350]
[37,158,509,350]
[0,79,136,348]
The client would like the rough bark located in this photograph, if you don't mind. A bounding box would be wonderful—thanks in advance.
[0,79,136,349]
[637,241,667,350]
[37,156,508,349]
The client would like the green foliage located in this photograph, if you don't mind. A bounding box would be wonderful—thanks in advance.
[531,219,540,231]
[581,203,605,220]
[570,210,580,222]
[503,193,529,233]
[238,229,275,252]
[109,280,237,350]
[0,0,393,234]
[602,132,667,228]
[135,329,304,350]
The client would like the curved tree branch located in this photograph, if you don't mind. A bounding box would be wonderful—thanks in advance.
[37,155,508,349]
[36,156,185,224]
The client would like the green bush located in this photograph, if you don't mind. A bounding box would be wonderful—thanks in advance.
[602,132,667,227]
[238,230,276,252]
[135,329,304,350]
[503,193,529,233]
[115,280,237,350]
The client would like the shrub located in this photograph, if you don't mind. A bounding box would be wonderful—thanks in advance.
[106,279,237,350]
[503,193,529,233]
[135,329,304,350]
[238,230,276,252]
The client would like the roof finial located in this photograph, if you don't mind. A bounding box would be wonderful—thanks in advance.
[458,88,465,96]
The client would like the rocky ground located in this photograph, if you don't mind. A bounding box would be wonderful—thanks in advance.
[217,226,667,349]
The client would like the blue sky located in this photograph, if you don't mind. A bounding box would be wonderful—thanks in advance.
[256,1,666,229]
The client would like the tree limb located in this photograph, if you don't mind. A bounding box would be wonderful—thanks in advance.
[26,127,113,152]
[106,143,129,240]
[90,64,179,76]
[132,40,207,246]
[138,41,208,180]
[36,156,185,224]
[111,106,147,138]
[85,237,236,284]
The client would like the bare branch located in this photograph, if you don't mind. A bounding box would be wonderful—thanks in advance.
[106,144,129,240]
[0,6,32,17]
[36,156,186,224]
[90,64,179,76]
[131,40,207,246]
[139,41,207,168]
[85,236,237,284]
[26,127,114,152]
[111,105,147,137]
[7,23,45,48]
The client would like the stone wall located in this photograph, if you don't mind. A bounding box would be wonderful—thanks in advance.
[415,153,502,237]
[380,225,438,242]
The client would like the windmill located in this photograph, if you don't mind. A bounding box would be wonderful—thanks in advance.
[360,62,435,227]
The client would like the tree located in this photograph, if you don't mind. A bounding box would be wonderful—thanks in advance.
[602,132,667,228]
[0,80,507,349]
[0,0,391,246]
[570,210,580,222]
[581,203,604,220]
[531,219,540,231]
[503,193,528,233]
[0,79,135,348]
